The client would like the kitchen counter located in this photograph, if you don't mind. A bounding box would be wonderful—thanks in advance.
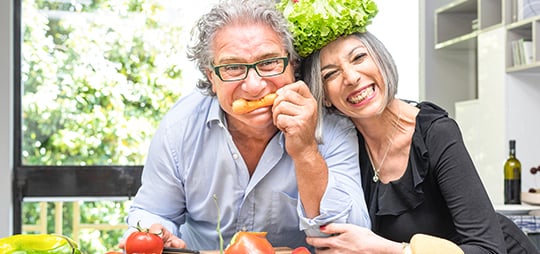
[494,204,540,215]
[201,247,292,254]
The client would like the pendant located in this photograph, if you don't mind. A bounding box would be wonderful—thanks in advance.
[372,174,379,182]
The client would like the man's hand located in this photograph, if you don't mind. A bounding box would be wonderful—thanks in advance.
[272,81,318,157]
[118,223,187,249]
[273,81,326,218]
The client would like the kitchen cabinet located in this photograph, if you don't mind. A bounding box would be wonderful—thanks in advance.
[427,0,540,204]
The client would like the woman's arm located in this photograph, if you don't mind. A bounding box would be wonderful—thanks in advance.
[427,117,505,253]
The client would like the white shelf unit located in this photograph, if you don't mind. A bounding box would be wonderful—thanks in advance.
[432,0,540,205]
[506,17,540,73]
[435,0,503,49]
[435,0,478,49]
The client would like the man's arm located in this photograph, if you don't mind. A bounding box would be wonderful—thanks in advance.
[273,81,326,217]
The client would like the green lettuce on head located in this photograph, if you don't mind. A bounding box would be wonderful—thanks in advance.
[277,0,378,57]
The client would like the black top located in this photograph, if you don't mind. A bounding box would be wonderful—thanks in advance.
[358,101,505,253]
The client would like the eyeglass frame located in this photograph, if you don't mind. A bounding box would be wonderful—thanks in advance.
[211,55,289,82]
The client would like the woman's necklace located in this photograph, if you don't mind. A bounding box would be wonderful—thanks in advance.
[365,105,402,183]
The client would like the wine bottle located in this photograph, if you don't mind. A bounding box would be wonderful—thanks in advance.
[504,140,521,204]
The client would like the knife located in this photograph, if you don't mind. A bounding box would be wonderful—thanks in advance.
[162,247,200,254]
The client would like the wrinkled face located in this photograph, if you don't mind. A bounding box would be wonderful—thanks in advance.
[207,23,295,130]
[319,35,386,119]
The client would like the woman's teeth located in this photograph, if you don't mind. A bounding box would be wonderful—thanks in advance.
[348,86,374,104]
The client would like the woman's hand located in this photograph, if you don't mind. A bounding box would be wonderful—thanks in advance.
[307,223,403,254]
[118,223,187,249]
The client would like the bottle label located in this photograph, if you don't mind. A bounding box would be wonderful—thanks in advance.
[504,179,521,204]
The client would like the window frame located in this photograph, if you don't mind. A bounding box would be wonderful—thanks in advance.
[12,0,143,234]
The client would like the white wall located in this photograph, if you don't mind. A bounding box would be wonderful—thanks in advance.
[0,0,14,237]
[370,1,419,101]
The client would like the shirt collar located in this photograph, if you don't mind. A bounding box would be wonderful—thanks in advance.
[206,97,226,128]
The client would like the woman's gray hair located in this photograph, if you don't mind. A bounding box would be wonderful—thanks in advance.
[302,31,399,138]
[186,0,299,96]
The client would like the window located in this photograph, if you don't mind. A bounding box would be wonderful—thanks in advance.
[14,0,189,251]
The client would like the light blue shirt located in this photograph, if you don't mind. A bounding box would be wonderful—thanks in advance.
[127,90,370,250]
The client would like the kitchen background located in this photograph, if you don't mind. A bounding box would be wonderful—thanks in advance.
[1,0,540,249]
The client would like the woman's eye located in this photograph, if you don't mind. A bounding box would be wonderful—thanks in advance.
[353,53,367,62]
[322,70,337,81]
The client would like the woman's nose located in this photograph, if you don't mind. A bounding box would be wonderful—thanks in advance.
[342,67,360,86]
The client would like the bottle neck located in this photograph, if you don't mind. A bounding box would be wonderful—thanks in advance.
[509,140,516,157]
[509,148,516,157]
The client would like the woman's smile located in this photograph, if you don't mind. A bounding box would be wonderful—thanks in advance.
[347,84,375,105]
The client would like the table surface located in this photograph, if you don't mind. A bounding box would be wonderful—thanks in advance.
[201,247,292,254]
[494,204,540,215]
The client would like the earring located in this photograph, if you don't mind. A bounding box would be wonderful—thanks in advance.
[324,100,332,107]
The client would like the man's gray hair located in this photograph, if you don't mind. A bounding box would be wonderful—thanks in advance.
[186,0,299,96]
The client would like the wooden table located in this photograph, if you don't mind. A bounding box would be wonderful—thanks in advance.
[201,247,292,254]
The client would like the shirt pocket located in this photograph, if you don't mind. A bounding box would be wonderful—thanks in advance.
[269,190,299,234]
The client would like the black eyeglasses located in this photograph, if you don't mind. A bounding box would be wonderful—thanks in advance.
[212,56,289,82]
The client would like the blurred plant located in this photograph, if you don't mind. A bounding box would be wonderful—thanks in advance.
[21,0,186,251]
[22,0,184,166]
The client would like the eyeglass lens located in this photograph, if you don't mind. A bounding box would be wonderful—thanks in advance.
[215,57,287,81]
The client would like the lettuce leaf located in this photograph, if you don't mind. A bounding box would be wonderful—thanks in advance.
[277,0,378,57]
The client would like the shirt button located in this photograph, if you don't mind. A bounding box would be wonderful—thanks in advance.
[232,153,239,160]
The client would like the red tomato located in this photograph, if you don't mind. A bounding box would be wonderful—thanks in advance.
[224,231,274,254]
[291,247,311,254]
[125,229,164,254]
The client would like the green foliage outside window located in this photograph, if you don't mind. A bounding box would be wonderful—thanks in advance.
[21,0,186,252]
[23,200,132,252]
[22,0,184,165]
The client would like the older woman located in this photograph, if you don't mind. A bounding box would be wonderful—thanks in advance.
[277,0,539,252]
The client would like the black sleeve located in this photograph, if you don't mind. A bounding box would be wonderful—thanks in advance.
[426,117,505,253]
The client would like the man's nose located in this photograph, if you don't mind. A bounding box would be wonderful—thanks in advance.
[242,68,265,92]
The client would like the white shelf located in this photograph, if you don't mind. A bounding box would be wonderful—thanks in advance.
[435,0,503,50]
[506,17,540,71]
[435,0,478,48]
[435,31,478,49]
[506,62,540,73]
